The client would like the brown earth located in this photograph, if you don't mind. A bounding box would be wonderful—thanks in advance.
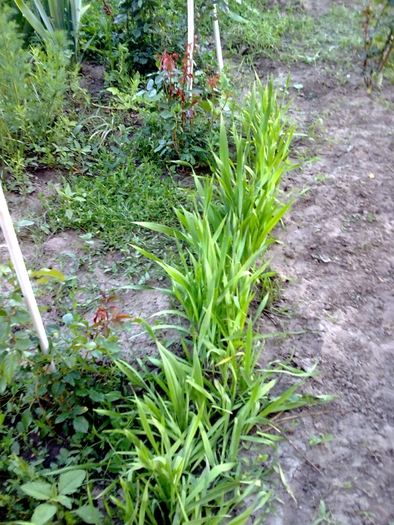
[248,54,394,525]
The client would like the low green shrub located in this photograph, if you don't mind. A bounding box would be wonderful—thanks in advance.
[131,48,230,166]
[0,265,129,523]
[0,8,77,184]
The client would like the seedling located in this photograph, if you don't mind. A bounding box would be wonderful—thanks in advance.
[311,500,341,525]
[309,433,333,446]
[20,470,103,524]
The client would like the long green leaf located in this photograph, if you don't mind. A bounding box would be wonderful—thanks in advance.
[13,0,50,41]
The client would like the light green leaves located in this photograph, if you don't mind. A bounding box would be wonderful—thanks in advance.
[110,76,322,524]
[21,482,53,500]
[57,470,86,495]
[73,416,89,434]
[74,505,103,524]
[31,503,57,525]
[20,471,97,525]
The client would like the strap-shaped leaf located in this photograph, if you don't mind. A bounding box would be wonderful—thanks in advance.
[13,0,50,41]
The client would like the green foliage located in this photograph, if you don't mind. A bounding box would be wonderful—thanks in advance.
[13,0,90,57]
[0,265,129,522]
[99,346,290,524]
[19,470,103,525]
[309,433,333,446]
[113,0,183,73]
[225,4,307,56]
[224,1,361,66]
[94,77,329,524]
[135,48,226,165]
[0,54,329,523]
[311,500,341,525]
[43,161,186,248]
[135,79,296,370]
[0,9,76,183]
[0,260,320,525]
[361,0,394,88]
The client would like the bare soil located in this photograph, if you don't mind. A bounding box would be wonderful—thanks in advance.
[250,54,394,525]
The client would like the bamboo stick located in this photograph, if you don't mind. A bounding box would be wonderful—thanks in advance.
[0,184,55,372]
[213,3,224,71]
[187,0,194,91]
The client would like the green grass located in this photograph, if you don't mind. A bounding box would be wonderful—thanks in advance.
[43,160,188,249]
[224,1,363,67]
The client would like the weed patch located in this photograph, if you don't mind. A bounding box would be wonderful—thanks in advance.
[43,161,187,249]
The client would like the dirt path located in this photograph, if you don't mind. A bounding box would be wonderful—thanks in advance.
[253,59,394,524]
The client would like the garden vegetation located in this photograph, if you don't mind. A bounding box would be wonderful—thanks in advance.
[0,0,392,523]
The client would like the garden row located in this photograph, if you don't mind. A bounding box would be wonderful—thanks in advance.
[0,76,326,523]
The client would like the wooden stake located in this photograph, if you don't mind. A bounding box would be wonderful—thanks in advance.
[0,184,55,372]
[213,3,224,71]
[187,0,194,91]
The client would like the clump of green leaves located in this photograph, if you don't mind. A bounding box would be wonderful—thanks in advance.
[135,79,296,371]
[0,265,130,522]
[361,0,394,88]
[99,342,311,525]
[98,78,327,523]
[18,470,103,525]
[113,0,183,72]
[135,47,228,166]
[0,7,76,184]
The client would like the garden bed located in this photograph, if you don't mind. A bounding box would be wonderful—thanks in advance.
[1,0,394,523]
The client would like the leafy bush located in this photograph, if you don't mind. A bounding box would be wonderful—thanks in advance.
[0,8,76,182]
[134,48,229,165]
[113,0,183,73]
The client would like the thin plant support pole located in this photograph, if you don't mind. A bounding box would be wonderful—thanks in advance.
[187,0,194,91]
[0,184,55,372]
[213,3,224,71]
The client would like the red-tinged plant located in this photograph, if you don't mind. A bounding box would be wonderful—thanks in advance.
[138,41,229,165]
[92,292,132,337]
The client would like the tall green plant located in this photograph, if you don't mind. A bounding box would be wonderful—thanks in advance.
[361,0,394,89]
[13,0,90,56]
[97,80,321,525]
[0,9,75,181]
[134,79,296,377]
